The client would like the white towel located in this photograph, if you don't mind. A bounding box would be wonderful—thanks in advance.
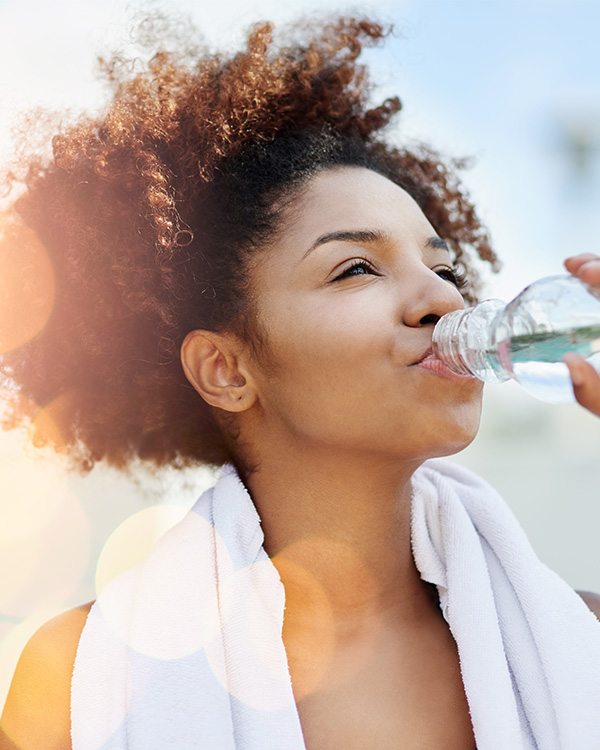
[71,460,600,750]
[412,459,600,750]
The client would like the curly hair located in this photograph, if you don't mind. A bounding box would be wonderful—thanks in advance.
[0,15,498,473]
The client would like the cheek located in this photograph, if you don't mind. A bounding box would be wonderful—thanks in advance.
[253,332,396,450]
[260,302,389,392]
[252,294,483,455]
[253,315,378,439]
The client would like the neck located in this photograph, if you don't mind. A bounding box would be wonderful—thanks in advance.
[244,442,431,625]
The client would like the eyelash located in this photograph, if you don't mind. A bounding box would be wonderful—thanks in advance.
[435,265,469,291]
[333,258,377,281]
[333,259,469,290]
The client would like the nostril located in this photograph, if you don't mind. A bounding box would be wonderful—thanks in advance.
[419,313,440,326]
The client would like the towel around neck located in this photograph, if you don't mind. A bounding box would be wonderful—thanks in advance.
[71,459,600,750]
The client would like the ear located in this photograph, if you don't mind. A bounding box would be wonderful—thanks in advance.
[180,329,258,412]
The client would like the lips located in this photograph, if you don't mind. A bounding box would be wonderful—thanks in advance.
[413,349,476,382]
[414,347,435,365]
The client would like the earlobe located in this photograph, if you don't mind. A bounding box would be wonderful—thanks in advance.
[180,330,257,412]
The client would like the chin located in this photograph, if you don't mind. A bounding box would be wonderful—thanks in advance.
[428,431,479,460]
[422,404,482,460]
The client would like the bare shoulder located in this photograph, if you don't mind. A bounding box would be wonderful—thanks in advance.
[577,590,600,621]
[0,602,94,750]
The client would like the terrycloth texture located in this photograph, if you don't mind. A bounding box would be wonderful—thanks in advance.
[411,459,600,750]
[71,460,600,750]
[71,464,305,750]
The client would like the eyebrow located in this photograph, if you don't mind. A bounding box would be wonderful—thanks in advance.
[303,229,451,259]
[303,229,391,259]
[425,236,452,254]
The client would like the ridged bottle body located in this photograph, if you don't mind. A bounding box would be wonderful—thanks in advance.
[432,275,600,403]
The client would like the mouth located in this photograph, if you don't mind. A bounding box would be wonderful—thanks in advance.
[413,347,434,365]
[413,349,477,382]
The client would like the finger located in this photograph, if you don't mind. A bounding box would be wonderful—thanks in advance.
[564,255,600,285]
[564,253,599,274]
[563,353,600,417]
[578,260,600,286]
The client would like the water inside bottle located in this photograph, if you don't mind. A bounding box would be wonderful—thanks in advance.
[490,324,600,403]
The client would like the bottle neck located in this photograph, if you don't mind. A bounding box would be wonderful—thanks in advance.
[432,300,509,383]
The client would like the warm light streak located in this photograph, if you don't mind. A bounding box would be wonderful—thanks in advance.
[203,557,312,711]
[269,555,336,702]
[273,537,381,697]
[0,430,90,617]
[28,391,75,452]
[0,608,64,720]
[0,216,55,354]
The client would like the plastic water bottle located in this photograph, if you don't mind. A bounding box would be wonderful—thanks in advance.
[431,275,600,403]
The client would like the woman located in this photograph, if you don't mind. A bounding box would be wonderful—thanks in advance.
[1,15,600,750]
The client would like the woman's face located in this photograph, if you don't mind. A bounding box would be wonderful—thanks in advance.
[244,167,483,463]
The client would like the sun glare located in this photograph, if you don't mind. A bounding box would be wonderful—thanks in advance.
[0,216,55,354]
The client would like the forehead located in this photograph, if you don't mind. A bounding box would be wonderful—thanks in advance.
[278,167,435,247]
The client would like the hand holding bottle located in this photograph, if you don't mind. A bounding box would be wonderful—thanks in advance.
[563,254,600,417]
[432,258,600,404]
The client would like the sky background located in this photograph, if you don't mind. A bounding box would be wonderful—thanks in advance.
[2,0,600,297]
[1,0,600,709]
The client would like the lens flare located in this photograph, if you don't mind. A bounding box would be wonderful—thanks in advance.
[206,555,335,709]
[0,429,90,618]
[0,215,55,353]
[96,513,236,661]
[0,434,64,543]
[95,504,189,597]
[28,391,76,452]
[0,608,65,723]
[274,537,381,696]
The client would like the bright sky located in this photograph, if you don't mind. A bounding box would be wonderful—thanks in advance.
[1,0,600,299]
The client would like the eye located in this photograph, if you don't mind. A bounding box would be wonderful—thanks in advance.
[333,258,378,282]
[434,265,469,291]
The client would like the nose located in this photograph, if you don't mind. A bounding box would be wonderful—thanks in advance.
[401,268,466,329]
